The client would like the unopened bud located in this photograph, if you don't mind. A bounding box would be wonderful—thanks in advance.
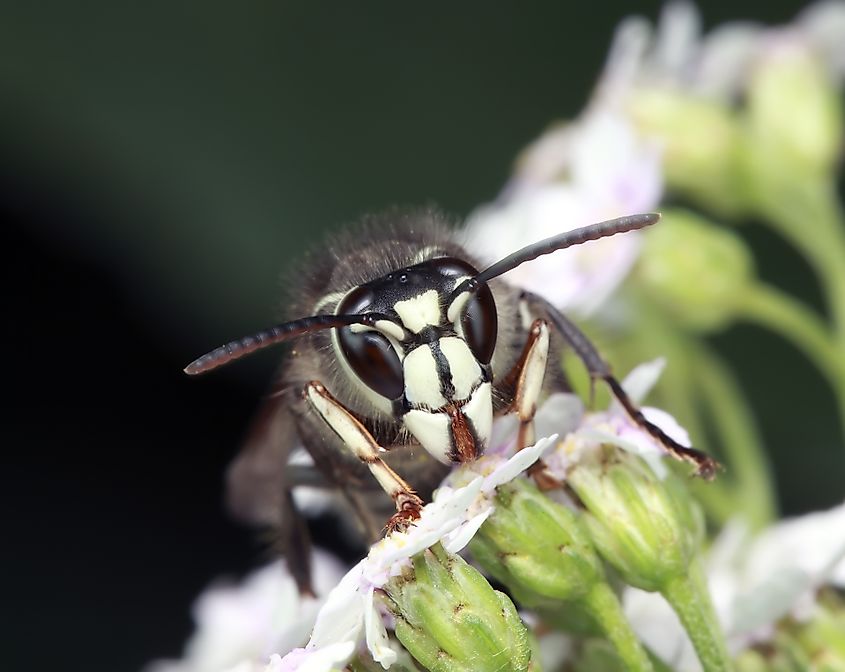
[385,543,532,672]
[566,445,704,592]
[628,89,746,217]
[470,479,657,671]
[470,479,604,604]
[637,209,755,332]
[746,43,843,178]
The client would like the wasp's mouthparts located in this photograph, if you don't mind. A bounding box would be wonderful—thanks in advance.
[403,382,493,465]
[443,403,478,462]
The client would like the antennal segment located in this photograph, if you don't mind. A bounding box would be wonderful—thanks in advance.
[448,213,660,313]
[184,312,398,376]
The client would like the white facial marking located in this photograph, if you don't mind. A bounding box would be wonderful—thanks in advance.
[393,290,441,333]
[375,320,407,343]
[403,346,447,409]
[438,337,482,401]
[447,291,471,324]
[462,382,493,452]
[403,409,452,464]
[446,276,472,323]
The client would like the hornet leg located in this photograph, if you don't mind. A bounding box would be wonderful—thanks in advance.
[523,291,719,479]
[304,381,425,532]
[498,318,561,489]
[500,318,551,452]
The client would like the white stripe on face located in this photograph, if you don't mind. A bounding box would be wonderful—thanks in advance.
[438,337,481,401]
[403,345,447,409]
[462,381,492,452]
[403,381,493,464]
[403,409,452,464]
[393,290,442,333]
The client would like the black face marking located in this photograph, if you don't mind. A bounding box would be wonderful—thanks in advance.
[339,257,481,326]
[428,340,455,400]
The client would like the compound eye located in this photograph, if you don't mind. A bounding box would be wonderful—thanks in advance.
[336,285,404,400]
[338,330,404,400]
[461,283,497,364]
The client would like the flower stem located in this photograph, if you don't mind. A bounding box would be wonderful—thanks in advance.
[738,282,845,436]
[739,284,845,382]
[661,562,733,672]
[579,582,655,672]
[751,177,845,350]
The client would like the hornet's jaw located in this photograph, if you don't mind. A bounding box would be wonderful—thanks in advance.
[402,382,493,464]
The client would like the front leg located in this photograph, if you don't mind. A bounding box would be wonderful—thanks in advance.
[496,319,563,490]
[304,381,424,532]
[522,291,719,479]
[499,319,551,451]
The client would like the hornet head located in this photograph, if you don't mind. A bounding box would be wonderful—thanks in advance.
[331,257,497,464]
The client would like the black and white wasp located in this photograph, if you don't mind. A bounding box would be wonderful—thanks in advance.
[185,208,717,592]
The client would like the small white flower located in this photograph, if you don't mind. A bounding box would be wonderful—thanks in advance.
[147,552,346,672]
[281,437,558,670]
[274,643,355,672]
[540,358,684,480]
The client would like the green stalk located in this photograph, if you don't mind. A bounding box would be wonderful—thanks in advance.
[578,582,655,672]
[738,282,845,436]
[661,562,734,672]
[738,284,845,383]
[751,177,845,350]
[691,343,777,528]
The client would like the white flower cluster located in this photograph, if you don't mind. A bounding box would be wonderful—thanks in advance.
[147,359,692,672]
[149,357,845,672]
[277,434,558,671]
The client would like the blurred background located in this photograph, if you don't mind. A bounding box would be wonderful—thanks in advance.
[2,2,842,671]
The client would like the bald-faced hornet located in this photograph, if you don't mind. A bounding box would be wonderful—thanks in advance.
[186,209,717,592]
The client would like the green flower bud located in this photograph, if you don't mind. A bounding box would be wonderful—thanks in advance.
[745,46,843,178]
[636,209,755,332]
[567,445,704,592]
[386,543,532,672]
[470,479,657,672]
[628,89,746,217]
[470,478,604,604]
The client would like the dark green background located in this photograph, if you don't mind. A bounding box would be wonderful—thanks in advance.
[2,3,842,671]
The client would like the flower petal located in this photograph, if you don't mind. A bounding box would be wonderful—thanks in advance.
[276,642,356,672]
[577,427,669,479]
[364,591,396,669]
[480,434,558,493]
[442,507,494,554]
[374,478,484,567]
[308,560,366,649]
